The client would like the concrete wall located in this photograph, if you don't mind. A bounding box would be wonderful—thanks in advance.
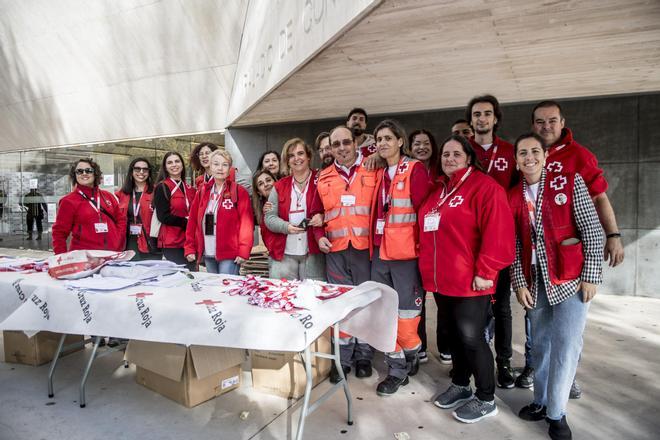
[227,92,660,298]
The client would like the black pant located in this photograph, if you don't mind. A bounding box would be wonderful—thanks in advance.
[162,247,195,271]
[26,214,43,234]
[437,294,495,402]
[418,292,451,354]
[492,267,512,364]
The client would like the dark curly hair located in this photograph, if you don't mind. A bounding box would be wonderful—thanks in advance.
[465,94,502,134]
[190,142,219,172]
[69,158,102,187]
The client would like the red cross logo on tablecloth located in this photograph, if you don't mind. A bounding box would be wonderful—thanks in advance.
[398,161,410,174]
[494,157,508,171]
[222,199,234,210]
[195,299,222,306]
[449,195,464,208]
[550,175,567,191]
[129,292,154,299]
[547,161,563,172]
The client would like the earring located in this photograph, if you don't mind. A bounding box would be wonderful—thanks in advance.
[516,164,520,171]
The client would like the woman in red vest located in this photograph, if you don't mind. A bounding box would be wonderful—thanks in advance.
[191,142,218,191]
[152,152,196,268]
[115,157,158,260]
[252,169,277,253]
[52,158,125,255]
[369,120,431,396]
[407,129,451,365]
[263,138,324,280]
[185,150,254,274]
[418,135,514,423]
[510,133,603,440]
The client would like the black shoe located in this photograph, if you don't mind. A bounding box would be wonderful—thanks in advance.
[518,402,547,421]
[36,234,42,241]
[569,380,582,399]
[547,416,572,440]
[406,353,420,377]
[355,360,372,378]
[107,338,127,348]
[376,375,409,396]
[515,366,534,388]
[329,364,350,384]
[93,337,106,347]
[26,234,33,240]
[497,360,515,389]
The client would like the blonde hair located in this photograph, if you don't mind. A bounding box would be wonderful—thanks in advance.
[280,137,312,176]
[208,149,232,167]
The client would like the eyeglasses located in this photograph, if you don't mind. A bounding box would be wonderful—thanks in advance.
[75,168,94,175]
[133,167,150,173]
[330,139,353,149]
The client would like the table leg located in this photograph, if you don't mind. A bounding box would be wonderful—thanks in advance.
[79,336,101,408]
[295,344,313,440]
[333,322,353,426]
[47,333,67,398]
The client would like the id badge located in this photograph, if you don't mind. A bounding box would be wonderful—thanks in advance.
[94,222,108,233]
[376,219,385,235]
[341,194,356,206]
[129,223,142,235]
[423,213,440,232]
[204,213,215,235]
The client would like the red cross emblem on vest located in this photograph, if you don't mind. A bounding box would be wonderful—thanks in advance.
[494,157,508,171]
[449,195,464,207]
[398,161,409,174]
[550,175,567,191]
[195,299,222,306]
[222,199,234,210]
[367,144,377,153]
[547,161,563,172]
[129,292,154,299]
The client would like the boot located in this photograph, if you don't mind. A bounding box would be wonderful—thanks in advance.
[406,352,420,377]
[36,233,42,240]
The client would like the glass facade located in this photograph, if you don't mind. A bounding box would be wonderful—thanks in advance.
[0,132,224,251]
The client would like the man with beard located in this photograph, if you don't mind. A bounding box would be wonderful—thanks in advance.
[347,108,376,154]
[466,94,517,390]
[314,131,333,169]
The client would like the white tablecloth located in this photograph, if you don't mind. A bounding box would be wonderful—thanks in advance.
[0,272,398,353]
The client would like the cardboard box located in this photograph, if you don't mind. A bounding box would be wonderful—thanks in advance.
[125,340,246,408]
[3,331,84,366]
[251,332,332,399]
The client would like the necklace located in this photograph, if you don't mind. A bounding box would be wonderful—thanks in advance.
[293,170,311,187]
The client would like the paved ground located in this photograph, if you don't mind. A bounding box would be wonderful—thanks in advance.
[1,247,658,440]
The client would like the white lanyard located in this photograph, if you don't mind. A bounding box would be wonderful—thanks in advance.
[486,144,499,174]
[428,167,473,215]
[169,178,189,211]
[131,190,141,224]
[292,173,311,210]
[207,183,224,214]
[78,190,101,215]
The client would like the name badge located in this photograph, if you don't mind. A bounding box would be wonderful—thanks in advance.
[376,219,385,235]
[340,194,356,206]
[423,213,440,232]
[129,224,142,235]
[94,222,108,233]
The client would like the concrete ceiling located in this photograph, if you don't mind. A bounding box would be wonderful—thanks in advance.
[232,0,660,126]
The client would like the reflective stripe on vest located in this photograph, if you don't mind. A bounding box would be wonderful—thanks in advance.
[391,198,413,208]
[327,227,349,239]
[388,213,417,224]
[324,205,370,222]
[351,227,369,237]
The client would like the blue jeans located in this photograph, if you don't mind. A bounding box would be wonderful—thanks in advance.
[204,257,239,275]
[528,282,589,420]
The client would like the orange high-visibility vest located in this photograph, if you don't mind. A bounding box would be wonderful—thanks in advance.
[317,161,378,252]
[373,157,419,261]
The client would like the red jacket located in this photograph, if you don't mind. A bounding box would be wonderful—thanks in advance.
[154,179,196,249]
[546,128,608,197]
[418,167,515,297]
[265,171,321,261]
[509,171,584,286]
[115,189,154,254]
[470,135,517,189]
[184,179,254,261]
[52,185,126,255]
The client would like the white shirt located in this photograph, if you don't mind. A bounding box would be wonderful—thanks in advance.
[203,185,223,258]
[480,143,493,151]
[387,164,397,180]
[285,179,309,256]
[335,151,364,175]
[526,182,540,264]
